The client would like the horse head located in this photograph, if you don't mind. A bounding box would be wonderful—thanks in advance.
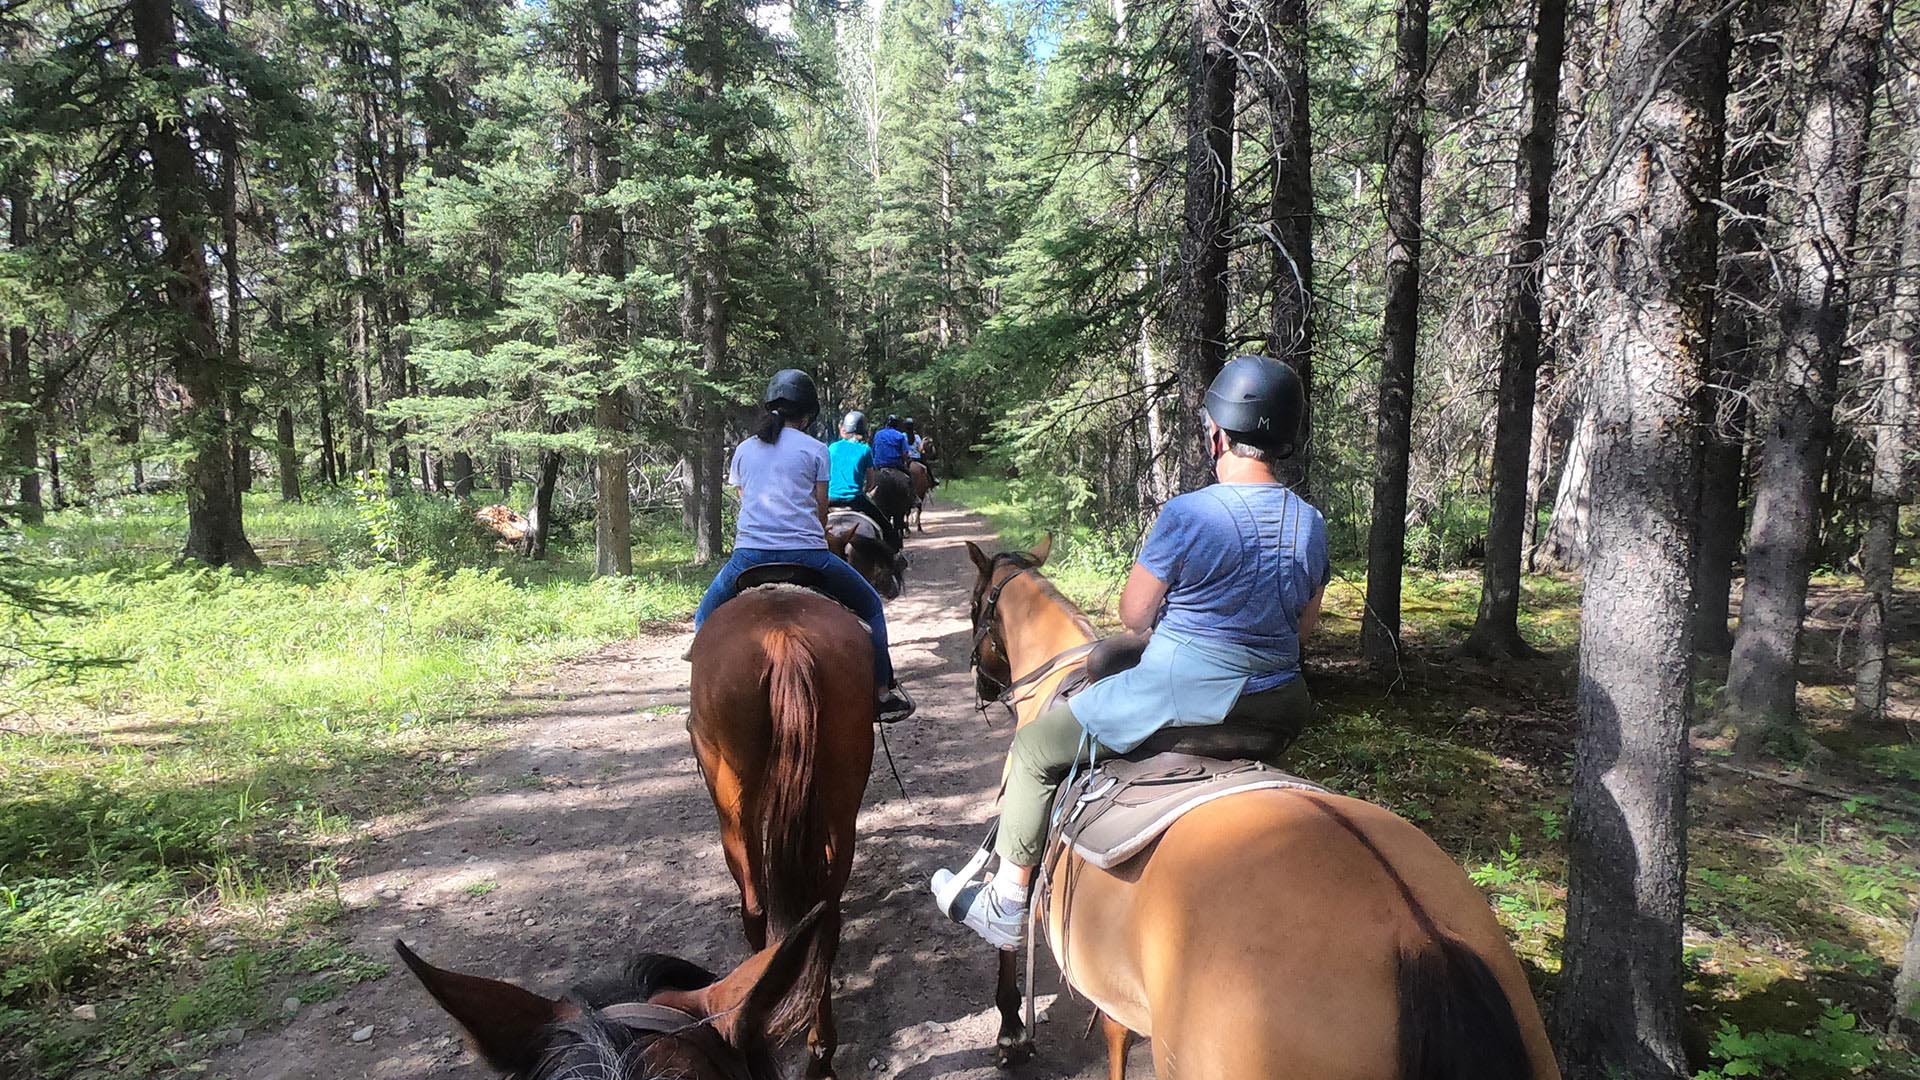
[829,519,908,600]
[963,535,1050,700]
[396,903,831,1080]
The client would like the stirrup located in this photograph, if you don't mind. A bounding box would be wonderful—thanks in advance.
[934,823,1000,921]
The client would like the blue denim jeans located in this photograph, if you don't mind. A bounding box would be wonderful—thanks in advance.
[693,547,893,687]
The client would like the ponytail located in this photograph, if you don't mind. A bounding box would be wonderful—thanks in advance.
[756,405,788,444]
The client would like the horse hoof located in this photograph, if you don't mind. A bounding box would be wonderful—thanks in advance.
[995,1036,1035,1069]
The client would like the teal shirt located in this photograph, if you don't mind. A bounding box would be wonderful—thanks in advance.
[828,439,872,500]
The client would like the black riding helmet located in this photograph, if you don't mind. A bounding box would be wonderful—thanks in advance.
[842,409,868,436]
[764,369,820,419]
[1203,355,1305,455]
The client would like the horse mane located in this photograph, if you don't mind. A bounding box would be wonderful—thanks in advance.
[989,550,1099,641]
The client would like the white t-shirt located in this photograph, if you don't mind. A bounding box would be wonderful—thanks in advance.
[729,428,830,550]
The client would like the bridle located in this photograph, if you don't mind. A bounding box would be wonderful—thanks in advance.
[594,1001,754,1080]
[967,552,1043,706]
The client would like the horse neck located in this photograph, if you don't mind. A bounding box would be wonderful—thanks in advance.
[1000,573,1098,678]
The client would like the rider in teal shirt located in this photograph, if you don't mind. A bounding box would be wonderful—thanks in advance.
[829,421,872,501]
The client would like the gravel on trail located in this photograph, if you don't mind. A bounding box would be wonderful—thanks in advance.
[207,505,1140,1080]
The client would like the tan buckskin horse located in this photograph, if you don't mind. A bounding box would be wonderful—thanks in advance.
[964,538,1560,1080]
[689,583,876,1079]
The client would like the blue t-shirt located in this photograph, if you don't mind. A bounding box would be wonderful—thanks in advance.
[828,439,872,500]
[871,427,909,468]
[1138,483,1330,685]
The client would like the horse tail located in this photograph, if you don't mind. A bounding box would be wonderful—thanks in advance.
[757,623,833,1040]
[1394,932,1535,1080]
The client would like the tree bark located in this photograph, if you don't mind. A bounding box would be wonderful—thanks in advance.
[525,448,562,560]
[1855,124,1918,720]
[1553,0,1728,1072]
[5,182,42,525]
[1265,0,1314,496]
[275,405,301,502]
[1694,0,1789,655]
[1173,0,1239,492]
[1725,0,1886,751]
[1899,904,1920,1031]
[131,0,259,569]
[1361,0,1429,669]
[450,451,474,498]
[1536,396,1593,571]
[576,2,631,577]
[1464,0,1568,658]
[686,0,729,565]
[313,351,338,486]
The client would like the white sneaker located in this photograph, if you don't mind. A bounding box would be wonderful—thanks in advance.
[930,868,1026,951]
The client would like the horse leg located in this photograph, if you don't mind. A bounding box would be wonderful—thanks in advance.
[804,909,842,1080]
[717,819,768,950]
[994,949,1033,1068]
[1096,1011,1133,1080]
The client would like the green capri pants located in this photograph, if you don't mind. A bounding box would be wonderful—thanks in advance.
[993,677,1313,867]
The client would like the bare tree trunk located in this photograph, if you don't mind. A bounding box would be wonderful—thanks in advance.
[275,406,301,502]
[1695,0,1789,655]
[494,452,512,495]
[1465,0,1568,658]
[1554,0,1728,1071]
[578,4,631,577]
[1855,124,1918,720]
[1265,0,1314,496]
[313,351,338,485]
[524,448,562,560]
[1536,399,1593,570]
[450,451,474,498]
[1362,0,1428,669]
[5,181,42,525]
[1523,351,1559,568]
[1726,0,1886,752]
[1174,0,1239,492]
[131,0,259,569]
[1899,904,1920,1032]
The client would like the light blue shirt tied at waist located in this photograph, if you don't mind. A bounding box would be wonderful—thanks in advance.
[1065,629,1299,754]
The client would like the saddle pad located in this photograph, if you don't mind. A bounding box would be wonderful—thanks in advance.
[1053,752,1328,870]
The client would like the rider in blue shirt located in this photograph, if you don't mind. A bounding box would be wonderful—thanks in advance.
[871,416,910,472]
[932,356,1326,948]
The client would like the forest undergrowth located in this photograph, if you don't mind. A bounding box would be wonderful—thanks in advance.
[945,479,1920,1080]
[0,490,702,1077]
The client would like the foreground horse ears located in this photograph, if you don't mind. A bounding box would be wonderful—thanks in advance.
[1029,534,1052,565]
[965,540,993,574]
[395,939,573,1073]
[658,901,833,1052]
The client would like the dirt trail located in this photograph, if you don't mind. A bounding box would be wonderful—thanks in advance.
[209,505,1124,1080]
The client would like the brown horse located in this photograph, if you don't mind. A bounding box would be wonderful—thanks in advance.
[868,466,915,540]
[396,903,832,1080]
[828,513,908,599]
[688,583,876,1079]
[964,539,1561,1080]
[906,461,933,532]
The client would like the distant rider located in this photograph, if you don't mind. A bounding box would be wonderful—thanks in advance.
[903,417,938,488]
[693,371,916,723]
[932,356,1327,947]
[870,414,911,475]
[828,410,902,551]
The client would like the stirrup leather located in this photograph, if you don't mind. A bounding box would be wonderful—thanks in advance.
[935,822,999,921]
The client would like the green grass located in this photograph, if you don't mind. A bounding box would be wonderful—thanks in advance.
[0,490,703,1078]
[946,475,1920,1080]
